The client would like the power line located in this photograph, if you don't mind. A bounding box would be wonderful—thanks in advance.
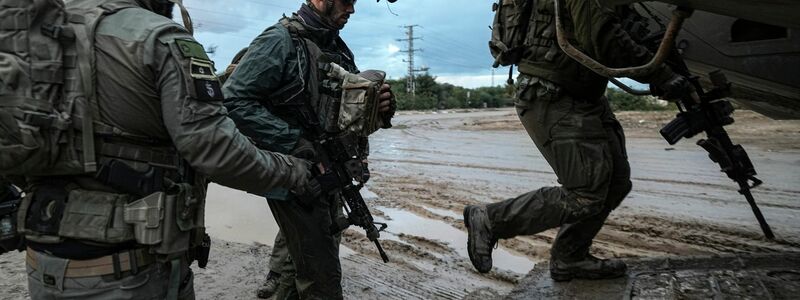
[397,25,428,96]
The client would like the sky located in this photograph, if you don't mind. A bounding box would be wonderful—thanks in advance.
[178,0,510,88]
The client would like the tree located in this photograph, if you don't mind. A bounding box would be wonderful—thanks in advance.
[606,88,669,111]
[387,75,513,110]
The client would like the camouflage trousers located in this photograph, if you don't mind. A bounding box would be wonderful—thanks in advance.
[266,194,344,300]
[486,75,632,261]
[26,249,194,300]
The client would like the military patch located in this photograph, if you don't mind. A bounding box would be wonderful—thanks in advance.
[189,58,217,80]
[175,39,210,60]
[194,79,223,101]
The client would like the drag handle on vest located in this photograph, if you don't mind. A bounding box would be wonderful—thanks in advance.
[95,160,165,198]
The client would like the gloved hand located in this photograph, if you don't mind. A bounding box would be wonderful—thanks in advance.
[286,156,323,209]
[290,138,316,160]
[359,70,395,129]
[650,73,694,101]
[292,176,323,209]
[378,83,396,129]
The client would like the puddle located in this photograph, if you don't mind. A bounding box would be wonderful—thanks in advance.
[205,184,373,260]
[205,184,279,246]
[377,207,537,274]
[421,206,463,220]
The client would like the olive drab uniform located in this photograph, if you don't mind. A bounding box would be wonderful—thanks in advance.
[6,0,311,299]
[484,0,676,262]
[223,8,372,299]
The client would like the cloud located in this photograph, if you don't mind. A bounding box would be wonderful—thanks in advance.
[387,43,400,54]
[183,1,503,87]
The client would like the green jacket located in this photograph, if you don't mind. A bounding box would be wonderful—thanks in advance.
[222,24,303,154]
[222,15,359,154]
[222,14,362,200]
[518,0,671,99]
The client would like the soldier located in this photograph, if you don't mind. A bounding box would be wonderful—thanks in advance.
[14,0,316,299]
[464,1,691,280]
[222,0,396,298]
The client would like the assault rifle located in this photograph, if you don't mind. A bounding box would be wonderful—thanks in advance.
[622,6,775,239]
[659,71,774,240]
[312,132,390,262]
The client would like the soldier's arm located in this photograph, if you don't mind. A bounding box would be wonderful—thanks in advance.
[151,27,309,195]
[222,26,301,154]
[571,1,674,84]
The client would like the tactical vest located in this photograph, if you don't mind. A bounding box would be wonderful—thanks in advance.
[490,0,608,98]
[6,0,207,260]
[222,17,384,140]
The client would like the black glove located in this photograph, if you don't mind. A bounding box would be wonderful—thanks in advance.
[380,94,396,129]
[359,70,395,129]
[290,138,316,160]
[292,176,322,210]
[651,73,694,101]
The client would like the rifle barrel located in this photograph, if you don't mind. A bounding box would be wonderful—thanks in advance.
[738,180,775,240]
[374,240,389,263]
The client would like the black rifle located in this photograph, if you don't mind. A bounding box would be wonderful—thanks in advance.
[659,71,773,240]
[629,6,774,239]
[312,132,390,262]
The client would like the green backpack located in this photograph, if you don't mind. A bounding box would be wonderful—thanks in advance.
[0,0,132,176]
[489,0,534,67]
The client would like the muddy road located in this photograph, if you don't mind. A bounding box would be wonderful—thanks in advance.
[1,109,798,299]
[353,108,800,298]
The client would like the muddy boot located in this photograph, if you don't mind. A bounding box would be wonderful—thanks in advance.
[464,205,497,273]
[549,254,627,282]
[256,271,282,299]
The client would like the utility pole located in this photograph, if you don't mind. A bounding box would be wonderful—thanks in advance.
[397,25,428,97]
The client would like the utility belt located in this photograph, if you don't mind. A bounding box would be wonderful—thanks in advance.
[18,141,210,266]
[26,246,156,279]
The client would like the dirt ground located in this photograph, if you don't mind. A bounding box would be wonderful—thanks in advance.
[1,108,798,299]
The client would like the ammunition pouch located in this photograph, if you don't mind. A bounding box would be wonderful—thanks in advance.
[19,158,206,261]
[19,185,134,245]
[319,62,385,137]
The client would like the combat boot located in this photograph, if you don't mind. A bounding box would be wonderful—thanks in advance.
[549,254,627,282]
[256,271,281,299]
[464,205,497,273]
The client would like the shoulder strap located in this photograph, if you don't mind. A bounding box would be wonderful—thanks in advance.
[67,1,137,172]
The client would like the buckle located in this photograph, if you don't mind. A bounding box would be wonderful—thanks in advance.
[22,112,55,128]
[40,24,75,42]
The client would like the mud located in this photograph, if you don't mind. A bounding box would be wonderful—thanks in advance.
[506,252,800,299]
[0,108,798,299]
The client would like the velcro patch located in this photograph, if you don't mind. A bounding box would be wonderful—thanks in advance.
[189,58,217,80]
[194,79,223,101]
[175,39,210,60]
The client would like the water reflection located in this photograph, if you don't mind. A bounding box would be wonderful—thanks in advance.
[378,207,537,274]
